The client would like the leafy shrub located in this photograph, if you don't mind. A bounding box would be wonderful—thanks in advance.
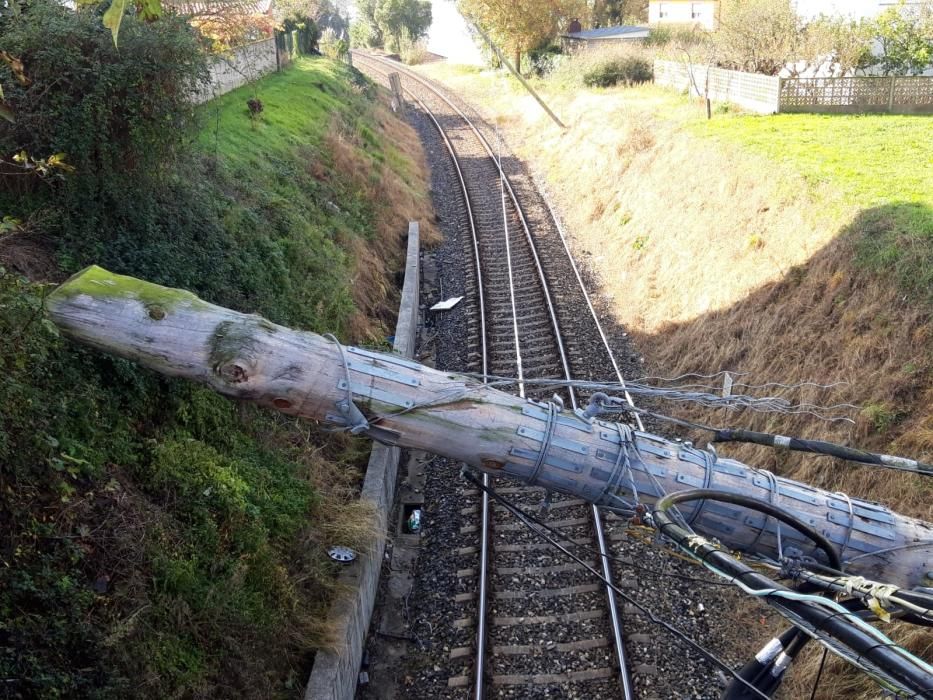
[320,26,349,60]
[582,56,653,87]
[0,5,422,696]
[0,266,330,697]
[0,1,209,184]
[399,36,429,65]
[528,44,564,77]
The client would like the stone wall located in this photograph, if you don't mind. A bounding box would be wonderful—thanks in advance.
[193,38,278,104]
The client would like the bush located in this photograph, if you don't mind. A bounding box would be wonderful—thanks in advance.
[0,5,427,696]
[582,56,653,87]
[400,36,429,65]
[528,44,564,77]
[0,264,325,696]
[320,26,349,59]
[0,1,209,183]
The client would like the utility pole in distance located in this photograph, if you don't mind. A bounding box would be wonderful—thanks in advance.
[471,23,567,130]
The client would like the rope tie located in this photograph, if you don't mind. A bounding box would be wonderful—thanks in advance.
[616,422,640,506]
[844,576,899,622]
[749,469,781,558]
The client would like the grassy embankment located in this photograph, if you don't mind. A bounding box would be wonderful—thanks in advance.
[417,59,932,699]
[0,57,435,698]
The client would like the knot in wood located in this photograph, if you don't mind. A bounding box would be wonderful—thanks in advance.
[219,363,248,383]
[147,305,166,320]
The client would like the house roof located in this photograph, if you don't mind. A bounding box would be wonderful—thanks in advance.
[561,26,651,41]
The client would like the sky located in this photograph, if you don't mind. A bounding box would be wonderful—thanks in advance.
[425,0,484,64]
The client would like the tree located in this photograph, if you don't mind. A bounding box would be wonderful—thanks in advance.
[872,0,933,75]
[803,14,876,76]
[590,0,648,27]
[714,0,805,75]
[374,0,431,51]
[350,0,429,51]
[352,0,384,47]
[457,0,587,71]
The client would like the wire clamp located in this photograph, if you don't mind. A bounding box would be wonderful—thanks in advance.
[779,555,804,580]
[335,396,370,435]
[326,333,371,435]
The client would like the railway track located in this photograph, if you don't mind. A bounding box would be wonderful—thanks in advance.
[353,52,654,699]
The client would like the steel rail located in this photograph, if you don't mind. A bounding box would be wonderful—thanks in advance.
[351,53,499,699]
[353,52,635,699]
[363,61,494,698]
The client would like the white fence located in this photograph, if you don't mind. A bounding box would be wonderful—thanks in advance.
[654,60,933,114]
[654,60,780,113]
[193,38,279,104]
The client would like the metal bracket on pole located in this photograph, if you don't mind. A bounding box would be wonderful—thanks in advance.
[336,394,370,434]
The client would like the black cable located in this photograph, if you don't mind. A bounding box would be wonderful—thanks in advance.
[721,627,800,700]
[653,493,933,698]
[810,648,829,700]
[657,488,843,571]
[722,594,908,700]
[599,400,933,477]
[796,564,933,625]
[461,469,734,588]
[713,428,933,477]
[463,471,773,700]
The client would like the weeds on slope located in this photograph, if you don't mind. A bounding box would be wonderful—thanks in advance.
[0,19,433,696]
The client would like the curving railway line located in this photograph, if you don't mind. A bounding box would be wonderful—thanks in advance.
[352,52,653,699]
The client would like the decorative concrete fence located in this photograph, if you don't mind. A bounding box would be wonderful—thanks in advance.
[654,60,933,115]
[779,75,933,114]
[193,37,278,104]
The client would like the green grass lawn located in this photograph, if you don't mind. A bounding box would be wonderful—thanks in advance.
[201,58,357,160]
[696,112,933,210]
[694,111,933,304]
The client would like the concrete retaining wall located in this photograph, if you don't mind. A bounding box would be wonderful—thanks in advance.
[304,221,420,700]
[193,38,278,104]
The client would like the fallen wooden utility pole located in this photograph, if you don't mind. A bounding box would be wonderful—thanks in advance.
[47,266,933,591]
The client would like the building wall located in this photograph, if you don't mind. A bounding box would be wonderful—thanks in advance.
[792,0,928,21]
[648,1,719,30]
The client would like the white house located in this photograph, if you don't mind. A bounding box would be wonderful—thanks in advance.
[793,0,927,21]
[647,0,926,30]
[648,1,720,30]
